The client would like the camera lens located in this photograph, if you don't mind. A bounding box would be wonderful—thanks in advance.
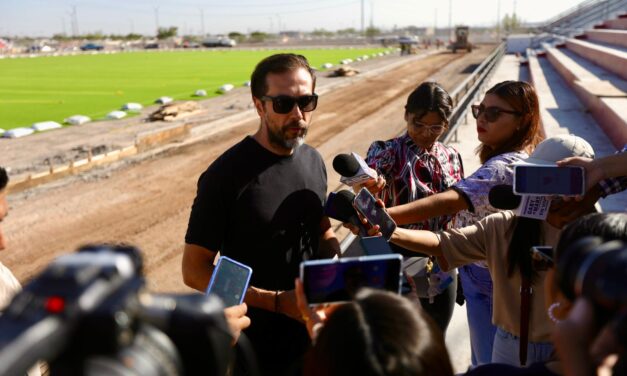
[557,237,627,310]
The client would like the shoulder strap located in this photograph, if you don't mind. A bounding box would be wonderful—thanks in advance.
[519,274,532,366]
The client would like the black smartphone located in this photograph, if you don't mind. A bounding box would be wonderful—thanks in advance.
[299,254,403,305]
[206,256,252,307]
[353,188,397,240]
[530,246,554,271]
[513,165,585,196]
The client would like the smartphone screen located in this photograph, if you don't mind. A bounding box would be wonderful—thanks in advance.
[514,165,585,196]
[300,254,402,305]
[206,256,252,307]
[353,188,397,240]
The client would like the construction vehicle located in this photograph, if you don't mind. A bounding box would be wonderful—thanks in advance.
[451,26,473,53]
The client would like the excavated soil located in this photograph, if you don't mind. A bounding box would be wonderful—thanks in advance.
[3,46,495,293]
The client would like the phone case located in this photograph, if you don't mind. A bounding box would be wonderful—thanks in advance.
[353,188,397,240]
[299,254,403,305]
[513,165,585,196]
[206,256,253,306]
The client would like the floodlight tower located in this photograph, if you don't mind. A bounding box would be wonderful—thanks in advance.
[361,0,365,34]
[200,8,205,36]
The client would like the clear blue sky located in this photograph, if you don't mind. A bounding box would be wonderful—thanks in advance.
[0,0,581,37]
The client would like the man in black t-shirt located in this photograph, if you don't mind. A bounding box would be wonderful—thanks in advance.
[183,54,340,375]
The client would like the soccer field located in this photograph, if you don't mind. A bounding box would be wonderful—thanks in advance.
[0,48,391,131]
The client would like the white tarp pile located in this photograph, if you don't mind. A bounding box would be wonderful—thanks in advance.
[32,121,62,132]
[107,111,127,120]
[64,115,91,125]
[4,127,34,138]
[122,103,143,111]
[155,96,173,105]
[218,84,234,93]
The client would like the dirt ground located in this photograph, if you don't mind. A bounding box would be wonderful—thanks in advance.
[2,45,495,294]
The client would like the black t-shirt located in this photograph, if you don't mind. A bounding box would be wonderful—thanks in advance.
[185,135,328,291]
[186,136,328,375]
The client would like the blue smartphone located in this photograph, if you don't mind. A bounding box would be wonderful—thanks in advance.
[360,236,392,255]
[513,165,585,196]
[299,254,403,305]
[206,256,252,307]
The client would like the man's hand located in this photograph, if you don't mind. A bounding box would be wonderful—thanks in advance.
[557,156,601,201]
[224,303,251,345]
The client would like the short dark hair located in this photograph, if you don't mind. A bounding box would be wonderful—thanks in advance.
[404,82,453,124]
[250,53,316,99]
[556,213,627,262]
[304,289,454,376]
[0,167,8,191]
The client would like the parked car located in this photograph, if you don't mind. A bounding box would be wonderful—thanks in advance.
[144,43,159,49]
[80,43,104,51]
[201,37,236,48]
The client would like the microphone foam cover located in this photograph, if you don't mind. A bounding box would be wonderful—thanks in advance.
[332,154,360,177]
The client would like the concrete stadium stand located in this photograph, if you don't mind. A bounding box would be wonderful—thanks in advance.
[526,49,627,211]
[542,44,627,148]
[565,38,627,80]
[603,17,627,29]
[585,29,627,48]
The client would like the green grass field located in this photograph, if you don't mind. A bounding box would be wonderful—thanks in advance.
[0,48,391,130]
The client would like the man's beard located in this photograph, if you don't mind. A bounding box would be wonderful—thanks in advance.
[267,120,308,150]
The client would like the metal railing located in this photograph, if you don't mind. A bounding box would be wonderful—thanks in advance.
[540,0,627,37]
[339,43,507,254]
[442,42,506,144]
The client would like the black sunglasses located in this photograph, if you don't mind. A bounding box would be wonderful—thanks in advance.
[260,94,318,114]
[471,104,523,123]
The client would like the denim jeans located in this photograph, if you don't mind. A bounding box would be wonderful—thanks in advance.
[492,326,554,366]
[459,264,497,366]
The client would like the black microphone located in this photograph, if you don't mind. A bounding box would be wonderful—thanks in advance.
[324,190,368,236]
[488,184,522,210]
[332,153,377,186]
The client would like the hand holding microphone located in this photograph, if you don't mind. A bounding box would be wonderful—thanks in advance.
[332,153,385,193]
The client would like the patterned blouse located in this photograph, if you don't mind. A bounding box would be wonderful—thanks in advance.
[599,144,627,197]
[366,132,464,232]
[453,150,529,228]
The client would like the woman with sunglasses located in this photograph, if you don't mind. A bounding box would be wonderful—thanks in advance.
[369,135,597,367]
[353,80,543,365]
[359,82,464,334]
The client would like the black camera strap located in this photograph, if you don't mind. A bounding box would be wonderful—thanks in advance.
[519,274,532,366]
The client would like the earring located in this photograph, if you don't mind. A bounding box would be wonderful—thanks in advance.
[547,302,561,323]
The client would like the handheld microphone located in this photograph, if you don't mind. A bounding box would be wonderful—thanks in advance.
[488,185,522,210]
[332,153,378,186]
[324,190,369,237]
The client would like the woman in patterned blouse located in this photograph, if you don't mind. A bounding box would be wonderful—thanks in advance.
[360,81,544,366]
[363,82,464,334]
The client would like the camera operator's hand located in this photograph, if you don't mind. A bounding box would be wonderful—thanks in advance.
[224,303,251,346]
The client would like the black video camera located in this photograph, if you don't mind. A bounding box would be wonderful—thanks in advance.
[0,245,234,376]
[556,237,627,344]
